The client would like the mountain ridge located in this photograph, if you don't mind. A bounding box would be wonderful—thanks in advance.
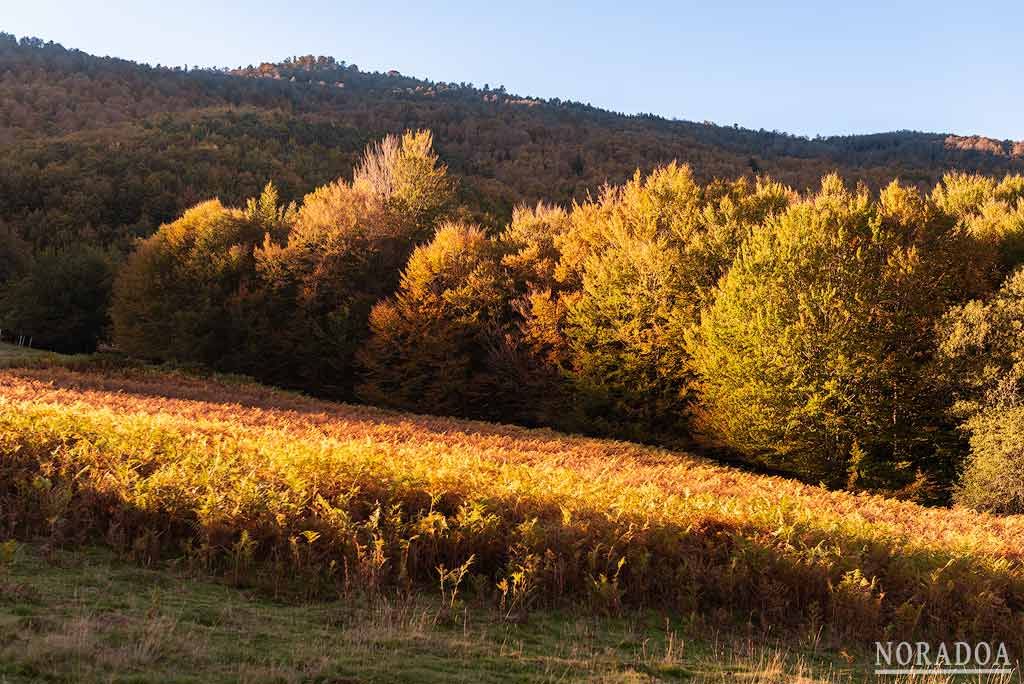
[4,31,1024,250]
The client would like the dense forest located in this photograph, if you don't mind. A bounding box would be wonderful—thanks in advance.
[4,34,1024,513]
[4,32,1024,251]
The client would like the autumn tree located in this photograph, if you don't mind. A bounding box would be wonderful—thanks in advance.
[557,165,794,439]
[357,222,514,418]
[936,269,1024,512]
[937,268,1024,418]
[689,176,971,492]
[110,190,280,365]
[251,131,454,394]
[352,130,453,240]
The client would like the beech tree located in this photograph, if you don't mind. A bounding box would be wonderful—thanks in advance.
[357,222,512,418]
[689,177,971,491]
[937,269,1024,513]
[110,194,273,365]
[251,130,454,394]
[559,165,794,439]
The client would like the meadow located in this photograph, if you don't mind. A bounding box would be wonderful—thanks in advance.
[3,353,1024,678]
[0,342,53,365]
[0,542,863,683]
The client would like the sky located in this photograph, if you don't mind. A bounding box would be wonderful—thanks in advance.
[5,1,1023,140]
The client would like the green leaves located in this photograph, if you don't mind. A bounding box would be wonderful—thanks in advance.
[690,177,965,491]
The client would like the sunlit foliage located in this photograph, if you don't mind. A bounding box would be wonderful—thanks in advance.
[558,167,795,439]
[358,222,513,418]
[25,120,1024,504]
[936,269,1024,512]
[110,198,268,366]
[249,130,453,394]
[688,177,980,492]
[4,363,1024,650]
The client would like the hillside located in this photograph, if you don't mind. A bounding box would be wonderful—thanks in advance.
[0,542,945,683]
[7,22,1024,683]
[3,355,1024,668]
[4,32,1024,250]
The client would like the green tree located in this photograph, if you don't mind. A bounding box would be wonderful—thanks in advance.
[1,246,114,353]
[954,405,1024,514]
[937,268,1024,419]
[0,224,28,287]
[931,172,1024,294]
[689,176,966,492]
[936,268,1024,512]
[500,202,570,290]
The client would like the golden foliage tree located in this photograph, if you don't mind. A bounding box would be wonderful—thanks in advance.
[357,222,513,418]
[556,165,794,439]
[250,131,454,393]
[111,198,268,365]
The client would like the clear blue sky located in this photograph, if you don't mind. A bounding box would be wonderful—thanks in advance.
[6,1,1023,139]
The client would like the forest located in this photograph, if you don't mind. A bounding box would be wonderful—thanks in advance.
[4,34,1024,513]
[5,31,1024,252]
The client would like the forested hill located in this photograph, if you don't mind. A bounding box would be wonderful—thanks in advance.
[3,32,1024,249]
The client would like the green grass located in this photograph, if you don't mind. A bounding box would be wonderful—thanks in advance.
[0,542,866,683]
[0,342,50,364]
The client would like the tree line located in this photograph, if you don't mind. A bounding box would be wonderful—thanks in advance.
[5,130,1024,512]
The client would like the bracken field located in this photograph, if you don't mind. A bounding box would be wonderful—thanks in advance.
[2,352,1024,682]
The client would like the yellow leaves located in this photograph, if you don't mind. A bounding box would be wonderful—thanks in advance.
[560,506,572,527]
[416,510,449,537]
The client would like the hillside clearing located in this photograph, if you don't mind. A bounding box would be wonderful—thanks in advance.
[0,342,51,365]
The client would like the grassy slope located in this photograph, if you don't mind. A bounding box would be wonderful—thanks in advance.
[0,342,52,364]
[0,543,855,683]
[2,359,1024,681]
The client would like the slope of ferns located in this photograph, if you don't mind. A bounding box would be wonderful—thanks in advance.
[2,362,1024,649]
